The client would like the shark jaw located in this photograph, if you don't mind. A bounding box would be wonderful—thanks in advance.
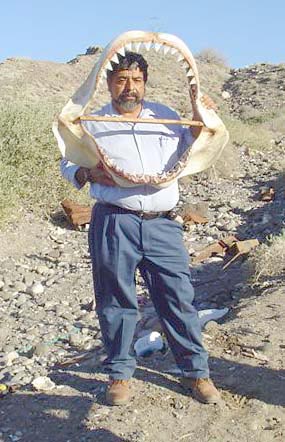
[53,31,229,187]
[94,31,199,92]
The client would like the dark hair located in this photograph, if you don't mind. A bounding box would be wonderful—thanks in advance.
[107,51,148,82]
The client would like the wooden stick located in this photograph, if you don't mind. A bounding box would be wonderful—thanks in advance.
[77,115,204,127]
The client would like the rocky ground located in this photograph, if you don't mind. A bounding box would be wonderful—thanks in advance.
[225,63,285,118]
[0,144,285,442]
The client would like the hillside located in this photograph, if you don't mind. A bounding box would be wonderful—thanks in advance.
[0,46,285,442]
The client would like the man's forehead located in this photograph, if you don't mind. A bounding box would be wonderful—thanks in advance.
[113,67,144,78]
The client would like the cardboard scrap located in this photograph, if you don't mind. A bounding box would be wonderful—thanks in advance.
[223,239,259,269]
[228,239,259,256]
[192,235,238,265]
[61,199,92,229]
[260,186,275,202]
[192,235,259,269]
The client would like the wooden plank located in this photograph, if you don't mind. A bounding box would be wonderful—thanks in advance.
[77,115,205,127]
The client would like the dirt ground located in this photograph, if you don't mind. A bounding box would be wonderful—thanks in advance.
[0,214,284,442]
[1,150,285,442]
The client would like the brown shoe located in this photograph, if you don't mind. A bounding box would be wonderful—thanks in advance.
[181,378,221,404]
[105,379,131,406]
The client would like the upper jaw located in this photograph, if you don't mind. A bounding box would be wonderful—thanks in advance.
[95,30,200,92]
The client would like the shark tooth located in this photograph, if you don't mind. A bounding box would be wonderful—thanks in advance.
[143,41,152,51]
[189,77,197,85]
[170,47,178,55]
[102,70,107,79]
[134,42,142,52]
[154,43,162,52]
[105,61,113,71]
[117,47,125,57]
[176,53,184,62]
[186,68,195,77]
[182,61,189,70]
[125,42,133,51]
[162,45,170,55]
[111,53,120,64]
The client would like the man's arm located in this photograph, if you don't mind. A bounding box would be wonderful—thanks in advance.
[76,162,116,187]
[60,158,116,188]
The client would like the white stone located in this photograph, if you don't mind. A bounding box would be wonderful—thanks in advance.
[32,376,56,391]
[28,282,45,296]
[36,265,49,275]
[222,90,231,99]
[3,351,19,366]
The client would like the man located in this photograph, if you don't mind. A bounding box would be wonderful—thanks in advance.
[61,51,221,406]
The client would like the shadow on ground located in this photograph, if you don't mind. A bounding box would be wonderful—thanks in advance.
[1,355,284,442]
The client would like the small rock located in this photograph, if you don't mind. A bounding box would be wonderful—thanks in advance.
[45,278,55,287]
[48,249,61,259]
[203,321,220,334]
[68,333,83,347]
[23,274,34,287]
[16,293,27,306]
[0,327,9,342]
[27,282,44,296]
[13,281,27,292]
[3,351,19,367]
[10,372,26,383]
[1,291,15,301]
[32,376,56,391]
[36,265,50,275]
[222,90,231,99]
[33,343,50,357]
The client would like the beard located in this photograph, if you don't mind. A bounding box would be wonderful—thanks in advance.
[113,91,142,111]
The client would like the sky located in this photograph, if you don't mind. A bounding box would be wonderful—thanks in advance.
[1,0,284,68]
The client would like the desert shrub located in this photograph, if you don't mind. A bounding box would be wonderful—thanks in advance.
[223,116,272,151]
[0,101,90,225]
[264,108,285,136]
[250,230,285,280]
[196,48,228,67]
[238,105,276,124]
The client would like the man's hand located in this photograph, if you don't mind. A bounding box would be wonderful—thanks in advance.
[190,84,217,113]
[200,94,218,111]
[189,86,218,138]
[89,162,116,186]
[75,162,116,187]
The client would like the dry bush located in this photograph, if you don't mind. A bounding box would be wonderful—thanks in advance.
[224,116,272,151]
[0,101,90,225]
[196,48,228,67]
[238,105,276,124]
[264,109,285,136]
[250,231,285,281]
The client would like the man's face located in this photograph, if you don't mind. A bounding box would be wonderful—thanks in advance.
[107,67,145,113]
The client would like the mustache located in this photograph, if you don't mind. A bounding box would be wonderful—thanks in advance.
[119,91,139,99]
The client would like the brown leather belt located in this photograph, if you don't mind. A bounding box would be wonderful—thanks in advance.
[101,203,174,220]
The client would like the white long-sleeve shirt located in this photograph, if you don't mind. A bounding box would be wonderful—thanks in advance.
[61,100,193,212]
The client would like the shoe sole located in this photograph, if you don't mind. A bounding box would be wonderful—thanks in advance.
[180,380,222,404]
[190,389,222,404]
[105,393,131,406]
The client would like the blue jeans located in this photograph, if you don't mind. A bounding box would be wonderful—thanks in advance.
[88,203,209,380]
